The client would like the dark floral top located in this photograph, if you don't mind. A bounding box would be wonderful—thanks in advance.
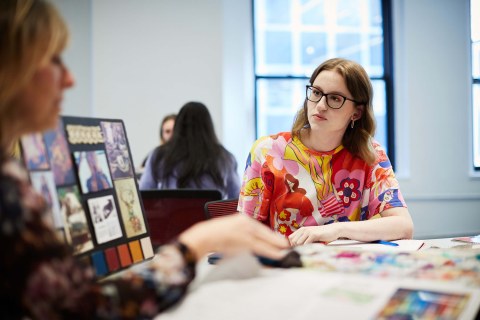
[0,156,196,319]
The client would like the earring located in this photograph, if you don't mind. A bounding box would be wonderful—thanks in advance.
[350,119,355,129]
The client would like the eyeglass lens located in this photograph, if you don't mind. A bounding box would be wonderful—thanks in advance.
[306,87,345,109]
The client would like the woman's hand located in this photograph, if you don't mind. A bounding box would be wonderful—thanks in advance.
[288,224,340,246]
[178,214,290,261]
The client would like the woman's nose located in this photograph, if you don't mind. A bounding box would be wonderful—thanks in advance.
[316,95,328,110]
[63,65,75,88]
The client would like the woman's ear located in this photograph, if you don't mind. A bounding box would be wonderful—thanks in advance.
[353,105,364,120]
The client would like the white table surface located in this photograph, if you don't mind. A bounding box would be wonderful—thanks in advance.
[421,237,480,250]
[156,238,480,320]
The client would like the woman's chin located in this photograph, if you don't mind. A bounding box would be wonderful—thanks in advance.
[34,116,60,134]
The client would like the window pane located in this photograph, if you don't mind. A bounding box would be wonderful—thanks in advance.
[473,41,480,79]
[369,34,384,75]
[301,0,326,25]
[472,0,480,42]
[369,0,383,28]
[474,84,480,168]
[336,33,362,62]
[255,0,385,77]
[265,115,296,135]
[264,0,291,24]
[372,80,387,150]
[265,31,292,65]
[256,79,307,137]
[336,0,362,27]
[301,32,328,67]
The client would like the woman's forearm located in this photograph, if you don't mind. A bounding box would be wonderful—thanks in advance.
[338,210,414,242]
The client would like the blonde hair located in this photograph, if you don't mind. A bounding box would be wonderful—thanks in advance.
[0,0,69,150]
[292,58,377,164]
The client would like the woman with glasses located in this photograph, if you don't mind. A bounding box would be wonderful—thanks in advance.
[239,58,413,246]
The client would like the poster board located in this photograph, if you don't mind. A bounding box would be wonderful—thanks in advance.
[20,116,154,278]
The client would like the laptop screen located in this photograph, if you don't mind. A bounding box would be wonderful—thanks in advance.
[140,189,222,248]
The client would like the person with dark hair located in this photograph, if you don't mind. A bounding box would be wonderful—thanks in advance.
[159,113,176,144]
[140,101,240,199]
[139,113,176,169]
[239,58,413,246]
[0,1,289,318]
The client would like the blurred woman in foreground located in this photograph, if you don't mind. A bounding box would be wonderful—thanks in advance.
[0,1,288,318]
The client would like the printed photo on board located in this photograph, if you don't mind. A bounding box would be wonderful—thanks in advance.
[44,120,76,186]
[74,150,113,194]
[30,171,63,228]
[87,195,123,244]
[58,185,94,254]
[101,121,134,180]
[115,178,146,238]
[20,133,50,170]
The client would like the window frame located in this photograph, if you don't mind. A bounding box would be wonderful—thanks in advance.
[252,0,396,167]
[472,0,480,172]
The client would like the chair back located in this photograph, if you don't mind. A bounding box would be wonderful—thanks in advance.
[141,189,222,248]
[204,198,239,219]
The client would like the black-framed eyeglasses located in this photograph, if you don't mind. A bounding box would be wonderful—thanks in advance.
[306,85,360,109]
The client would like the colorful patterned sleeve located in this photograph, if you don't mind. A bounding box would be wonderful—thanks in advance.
[98,241,196,318]
[366,143,407,217]
[0,158,196,319]
[21,242,196,319]
[238,136,270,221]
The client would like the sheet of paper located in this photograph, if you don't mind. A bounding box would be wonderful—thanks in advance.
[326,239,425,251]
[452,235,480,244]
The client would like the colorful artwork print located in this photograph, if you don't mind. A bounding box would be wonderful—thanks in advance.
[87,195,123,244]
[101,121,134,180]
[376,288,470,320]
[296,244,480,287]
[43,120,76,186]
[114,178,146,238]
[20,133,50,170]
[74,150,113,194]
[57,186,94,254]
[30,171,63,228]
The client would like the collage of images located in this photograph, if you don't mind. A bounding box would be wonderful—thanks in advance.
[20,116,154,277]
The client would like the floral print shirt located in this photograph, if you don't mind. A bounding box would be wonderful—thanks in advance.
[238,132,406,237]
[0,157,195,320]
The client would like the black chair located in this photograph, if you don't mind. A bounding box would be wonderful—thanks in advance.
[140,189,222,248]
[204,198,272,228]
[204,198,239,219]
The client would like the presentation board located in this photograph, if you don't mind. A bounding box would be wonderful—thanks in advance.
[20,116,153,278]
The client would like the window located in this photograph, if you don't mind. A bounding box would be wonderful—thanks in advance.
[253,0,394,162]
[471,0,480,171]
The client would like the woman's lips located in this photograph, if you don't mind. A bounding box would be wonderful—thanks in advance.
[313,114,326,121]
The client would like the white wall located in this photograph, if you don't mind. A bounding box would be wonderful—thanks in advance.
[56,0,480,239]
[393,0,480,238]
[51,0,92,116]
[92,0,225,166]
[222,0,256,169]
